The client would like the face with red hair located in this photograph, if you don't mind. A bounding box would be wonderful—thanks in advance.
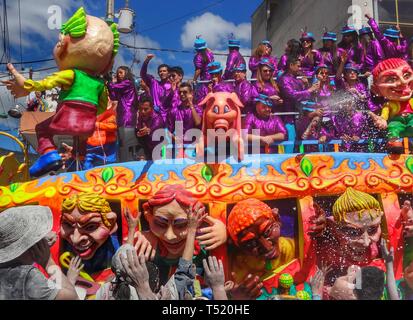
[372,58,413,102]
[228,199,281,260]
[143,185,204,258]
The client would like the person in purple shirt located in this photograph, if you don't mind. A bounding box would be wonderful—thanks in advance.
[107,66,140,162]
[366,14,408,60]
[244,94,287,154]
[338,25,364,71]
[195,62,234,104]
[233,64,259,114]
[249,40,277,79]
[223,38,246,80]
[299,32,322,78]
[278,56,321,153]
[167,83,203,157]
[319,32,345,76]
[254,58,283,108]
[278,39,301,75]
[163,66,185,115]
[193,37,215,82]
[135,96,165,160]
[358,26,385,73]
[140,54,171,119]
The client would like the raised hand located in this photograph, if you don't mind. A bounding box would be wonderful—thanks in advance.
[133,231,156,261]
[203,256,227,298]
[229,273,263,300]
[187,202,207,231]
[196,216,227,250]
[2,63,29,98]
[308,202,327,237]
[145,54,155,61]
[124,207,140,232]
[380,238,394,264]
[67,255,84,286]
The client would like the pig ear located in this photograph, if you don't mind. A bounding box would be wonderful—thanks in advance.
[227,92,244,109]
[199,93,216,107]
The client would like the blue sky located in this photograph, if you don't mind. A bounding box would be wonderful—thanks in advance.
[1,0,263,80]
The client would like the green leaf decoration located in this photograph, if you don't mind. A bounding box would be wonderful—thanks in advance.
[61,7,87,38]
[110,23,120,55]
[201,165,213,182]
[300,157,313,177]
[406,157,413,174]
[9,183,20,192]
[102,167,114,183]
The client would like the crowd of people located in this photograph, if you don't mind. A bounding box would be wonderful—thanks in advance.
[78,14,413,168]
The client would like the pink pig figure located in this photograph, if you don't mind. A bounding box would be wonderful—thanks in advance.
[196,92,245,161]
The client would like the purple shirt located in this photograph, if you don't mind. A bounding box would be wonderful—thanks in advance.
[194,50,215,81]
[338,43,365,71]
[167,103,203,143]
[299,49,323,77]
[136,111,165,151]
[249,56,278,79]
[277,54,289,74]
[140,60,171,120]
[234,79,259,113]
[319,48,345,75]
[223,49,246,80]
[368,18,408,60]
[362,39,385,72]
[108,80,138,128]
[253,81,279,98]
[278,73,312,124]
[244,112,287,153]
[331,110,368,138]
[195,81,235,105]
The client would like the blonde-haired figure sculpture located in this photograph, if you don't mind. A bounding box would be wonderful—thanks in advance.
[2,7,120,177]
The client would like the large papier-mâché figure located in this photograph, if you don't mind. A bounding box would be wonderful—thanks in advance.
[3,7,119,177]
[372,58,413,153]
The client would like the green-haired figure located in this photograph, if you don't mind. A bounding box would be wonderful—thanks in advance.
[3,7,120,177]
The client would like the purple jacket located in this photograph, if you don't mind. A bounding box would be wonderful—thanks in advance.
[194,50,215,81]
[335,76,379,112]
[140,60,171,119]
[136,111,165,151]
[368,18,408,60]
[235,79,259,113]
[244,112,287,153]
[195,81,235,105]
[338,43,365,71]
[319,48,345,75]
[167,103,203,143]
[223,49,246,80]
[278,73,313,124]
[362,39,385,72]
[253,81,279,99]
[107,80,138,128]
[299,50,323,77]
[277,54,289,74]
[249,55,277,79]
[331,110,368,138]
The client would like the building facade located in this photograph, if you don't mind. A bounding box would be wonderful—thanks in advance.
[251,0,413,58]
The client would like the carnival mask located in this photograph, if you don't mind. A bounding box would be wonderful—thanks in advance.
[60,207,118,260]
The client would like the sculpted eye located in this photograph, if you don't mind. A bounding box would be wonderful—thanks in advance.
[213,106,219,114]
[385,76,397,83]
[404,72,412,80]
[84,224,99,232]
[224,105,230,113]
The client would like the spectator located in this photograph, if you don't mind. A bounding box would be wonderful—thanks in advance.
[0,205,78,300]
[249,40,277,79]
[358,26,385,74]
[136,96,165,160]
[107,66,140,162]
[233,64,259,114]
[319,32,344,76]
[193,37,214,82]
[338,25,364,71]
[223,38,246,80]
[27,91,48,112]
[299,31,322,78]
[278,39,301,75]
[254,58,283,108]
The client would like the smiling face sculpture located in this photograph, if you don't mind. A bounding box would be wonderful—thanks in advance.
[60,193,118,260]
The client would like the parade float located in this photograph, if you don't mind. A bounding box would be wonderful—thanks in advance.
[0,5,413,301]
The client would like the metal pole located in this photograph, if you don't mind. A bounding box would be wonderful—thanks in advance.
[106,0,115,22]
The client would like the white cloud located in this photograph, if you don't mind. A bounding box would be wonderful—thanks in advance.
[180,12,251,51]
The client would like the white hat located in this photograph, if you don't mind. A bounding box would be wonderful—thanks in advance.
[0,205,53,264]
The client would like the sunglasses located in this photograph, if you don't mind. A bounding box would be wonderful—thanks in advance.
[262,69,273,73]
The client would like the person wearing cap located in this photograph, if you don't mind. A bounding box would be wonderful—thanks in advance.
[193,37,215,82]
[366,14,408,60]
[223,38,246,80]
[0,205,78,300]
[319,32,345,75]
[164,66,185,112]
[338,25,365,72]
[278,56,321,153]
[278,39,302,74]
[299,32,322,78]
[233,63,259,114]
[359,25,385,73]
[249,40,277,79]
[195,61,234,104]
[254,58,283,108]
[244,94,287,154]
[140,54,171,121]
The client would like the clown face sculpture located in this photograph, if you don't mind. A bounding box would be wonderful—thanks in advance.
[60,193,118,260]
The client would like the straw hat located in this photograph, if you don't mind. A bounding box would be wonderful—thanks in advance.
[0,205,53,264]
